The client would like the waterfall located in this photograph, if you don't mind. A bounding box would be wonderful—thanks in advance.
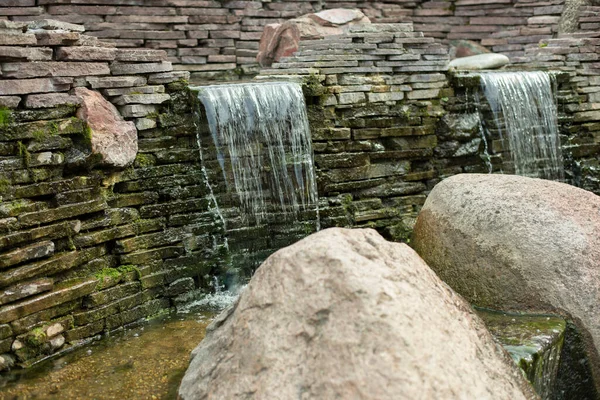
[478,71,564,180]
[196,81,319,227]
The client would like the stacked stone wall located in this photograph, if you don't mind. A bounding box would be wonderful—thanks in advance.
[0,19,228,370]
[258,23,474,240]
[0,0,566,81]
[507,36,600,193]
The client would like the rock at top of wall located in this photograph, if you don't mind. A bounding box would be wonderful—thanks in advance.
[448,53,510,70]
[74,87,137,169]
[450,40,491,59]
[257,8,371,67]
[412,173,600,391]
[179,228,537,400]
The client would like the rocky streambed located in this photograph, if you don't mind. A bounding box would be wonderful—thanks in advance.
[0,311,214,400]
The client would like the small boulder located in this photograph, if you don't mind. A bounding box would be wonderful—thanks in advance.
[179,228,537,400]
[412,174,600,391]
[74,87,137,168]
[257,9,370,67]
[448,53,510,70]
[450,39,491,59]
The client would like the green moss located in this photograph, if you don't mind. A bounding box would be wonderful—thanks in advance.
[95,267,122,281]
[82,123,93,145]
[0,107,13,128]
[134,153,155,168]
[302,74,327,101]
[118,264,141,279]
[0,178,10,195]
[17,141,31,168]
[539,42,548,48]
[26,327,47,347]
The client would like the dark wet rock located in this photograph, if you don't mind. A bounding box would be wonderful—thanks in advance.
[0,278,54,306]
[180,228,537,400]
[412,173,600,392]
[478,309,565,399]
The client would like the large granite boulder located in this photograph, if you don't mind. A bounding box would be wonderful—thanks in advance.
[412,173,600,390]
[257,9,370,67]
[74,87,137,168]
[179,228,537,400]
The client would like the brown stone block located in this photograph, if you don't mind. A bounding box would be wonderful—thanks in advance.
[27,19,85,32]
[34,31,80,46]
[115,48,167,62]
[87,75,147,89]
[56,46,117,61]
[0,32,36,46]
[0,46,52,61]
[110,60,172,75]
[0,77,72,96]
[1,62,109,79]
[24,93,82,109]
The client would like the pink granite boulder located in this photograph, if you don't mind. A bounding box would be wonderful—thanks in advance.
[257,9,370,67]
[74,87,137,168]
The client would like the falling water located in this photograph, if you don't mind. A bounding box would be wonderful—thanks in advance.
[197,82,319,226]
[478,71,564,180]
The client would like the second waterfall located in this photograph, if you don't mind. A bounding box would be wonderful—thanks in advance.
[477,71,565,181]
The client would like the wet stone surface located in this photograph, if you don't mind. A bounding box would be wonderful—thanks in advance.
[477,308,566,400]
[0,311,214,400]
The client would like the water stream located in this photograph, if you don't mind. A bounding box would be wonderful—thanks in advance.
[477,71,564,180]
[196,82,320,227]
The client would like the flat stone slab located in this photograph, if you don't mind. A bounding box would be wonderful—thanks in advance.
[448,53,510,70]
[27,19,85,33]
[308,9,369,26]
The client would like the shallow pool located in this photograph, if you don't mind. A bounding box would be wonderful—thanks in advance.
[0,311,214,400]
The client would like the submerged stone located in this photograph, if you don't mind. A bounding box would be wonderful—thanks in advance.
[478,309,565,399]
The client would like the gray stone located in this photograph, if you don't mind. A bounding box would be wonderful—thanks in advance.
[74,87,137,168]
[412,174,600,391]
[87,76,147,89]
[179,228,537,400]
[0,77,72,96]
[135,118,157,131]
[0,241,55,270]
[0,96,21,108]
[110,61,172,75]
[119,104,158,118]
[0,46,52,61]
[0,32,36,46]
[1,62,110,79]
[448,53,510,70]
[0,278,54,306]
[25,93,81,109]
[112,93,170,106]
[27,19,85,33]
[115,49,167,62]
[56,46,117,61]
[147,71,190,84]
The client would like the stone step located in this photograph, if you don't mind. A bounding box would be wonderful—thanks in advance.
[0,278,97,324]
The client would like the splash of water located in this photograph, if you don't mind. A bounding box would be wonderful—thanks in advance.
[197,82,320,227]
[478,71,564,180]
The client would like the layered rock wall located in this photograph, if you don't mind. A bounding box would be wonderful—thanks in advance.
[0,21,226,370]
[0,0,568,80]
